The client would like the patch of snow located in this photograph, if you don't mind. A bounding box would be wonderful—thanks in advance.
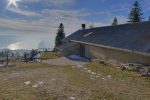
[24,81,31,85]
[12,73,20,76]
[84,68,87,70]
[68,54,88,61]
[91,72,96,75]
[87,70,91,73]
[90,77,94,80]
[72,66,76,68]
[4,79,8,81]
[102,78,106,80]
[107,75,111,78]
[52,79,56,81]
[37,59,41,62]
[96,75,100,78]
[0,64,5,67]
[38,81,44,85]
[32,84,38,88]
[70,97,76,100]
[77,65,82,68]
[90,75,94,77]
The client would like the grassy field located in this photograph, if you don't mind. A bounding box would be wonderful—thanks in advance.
[40,52,59,60]
[0,61,150,100]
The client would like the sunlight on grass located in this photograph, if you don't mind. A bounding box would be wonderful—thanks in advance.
[0,61,150,100]
[62,66,137,100]
[0,62,49,73]
[86,60,139,79]
[0,79,59,100]
[0,62,58,100]
[40,52,59,60]
[62,61,150,100]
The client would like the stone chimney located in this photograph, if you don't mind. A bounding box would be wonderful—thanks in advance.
[82,24,86,30]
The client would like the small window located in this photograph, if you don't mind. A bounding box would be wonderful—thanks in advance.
[83,32,93,37]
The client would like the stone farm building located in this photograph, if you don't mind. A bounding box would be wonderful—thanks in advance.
[56,21,150,65]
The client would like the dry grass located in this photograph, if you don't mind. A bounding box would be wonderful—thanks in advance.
[0,62,48,73]
[63,61,150,100]
[0,62,59,100]
[86,60,139,79]
[40,52,59,60]
[0,61,150,100]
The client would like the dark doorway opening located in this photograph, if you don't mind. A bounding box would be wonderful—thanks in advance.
[80,44,85,57]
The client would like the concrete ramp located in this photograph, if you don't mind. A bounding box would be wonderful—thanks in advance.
[43,57,88,66]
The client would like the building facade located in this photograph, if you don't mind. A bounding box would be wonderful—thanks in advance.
[57,22,150,65]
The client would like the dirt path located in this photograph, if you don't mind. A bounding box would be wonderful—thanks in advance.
[42,57,88,66]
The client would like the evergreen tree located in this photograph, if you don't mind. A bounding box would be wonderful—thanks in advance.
[55,23,65,47]
[128,1,143,23]
[112,17,118,26]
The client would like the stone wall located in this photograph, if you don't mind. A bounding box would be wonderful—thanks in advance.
[84,44,150,65]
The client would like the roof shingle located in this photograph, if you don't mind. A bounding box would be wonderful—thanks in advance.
[67,21,150,54]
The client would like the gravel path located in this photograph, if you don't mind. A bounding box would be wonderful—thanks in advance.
[43,57,88,66]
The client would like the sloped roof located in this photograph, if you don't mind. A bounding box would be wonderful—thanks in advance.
[67,21,150,55]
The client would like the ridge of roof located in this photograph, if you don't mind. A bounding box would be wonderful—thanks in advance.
[81,21,150,31]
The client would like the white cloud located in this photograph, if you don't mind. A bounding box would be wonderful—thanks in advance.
[41,9,90,18]
[6,7,41,17]
[0,8,107,35]
[25,0,76,5]
[0,18,50,33]
[7,42,24,50]
[48,0,76,5]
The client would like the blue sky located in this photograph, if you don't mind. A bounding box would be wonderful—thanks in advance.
[0,0,150,50]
